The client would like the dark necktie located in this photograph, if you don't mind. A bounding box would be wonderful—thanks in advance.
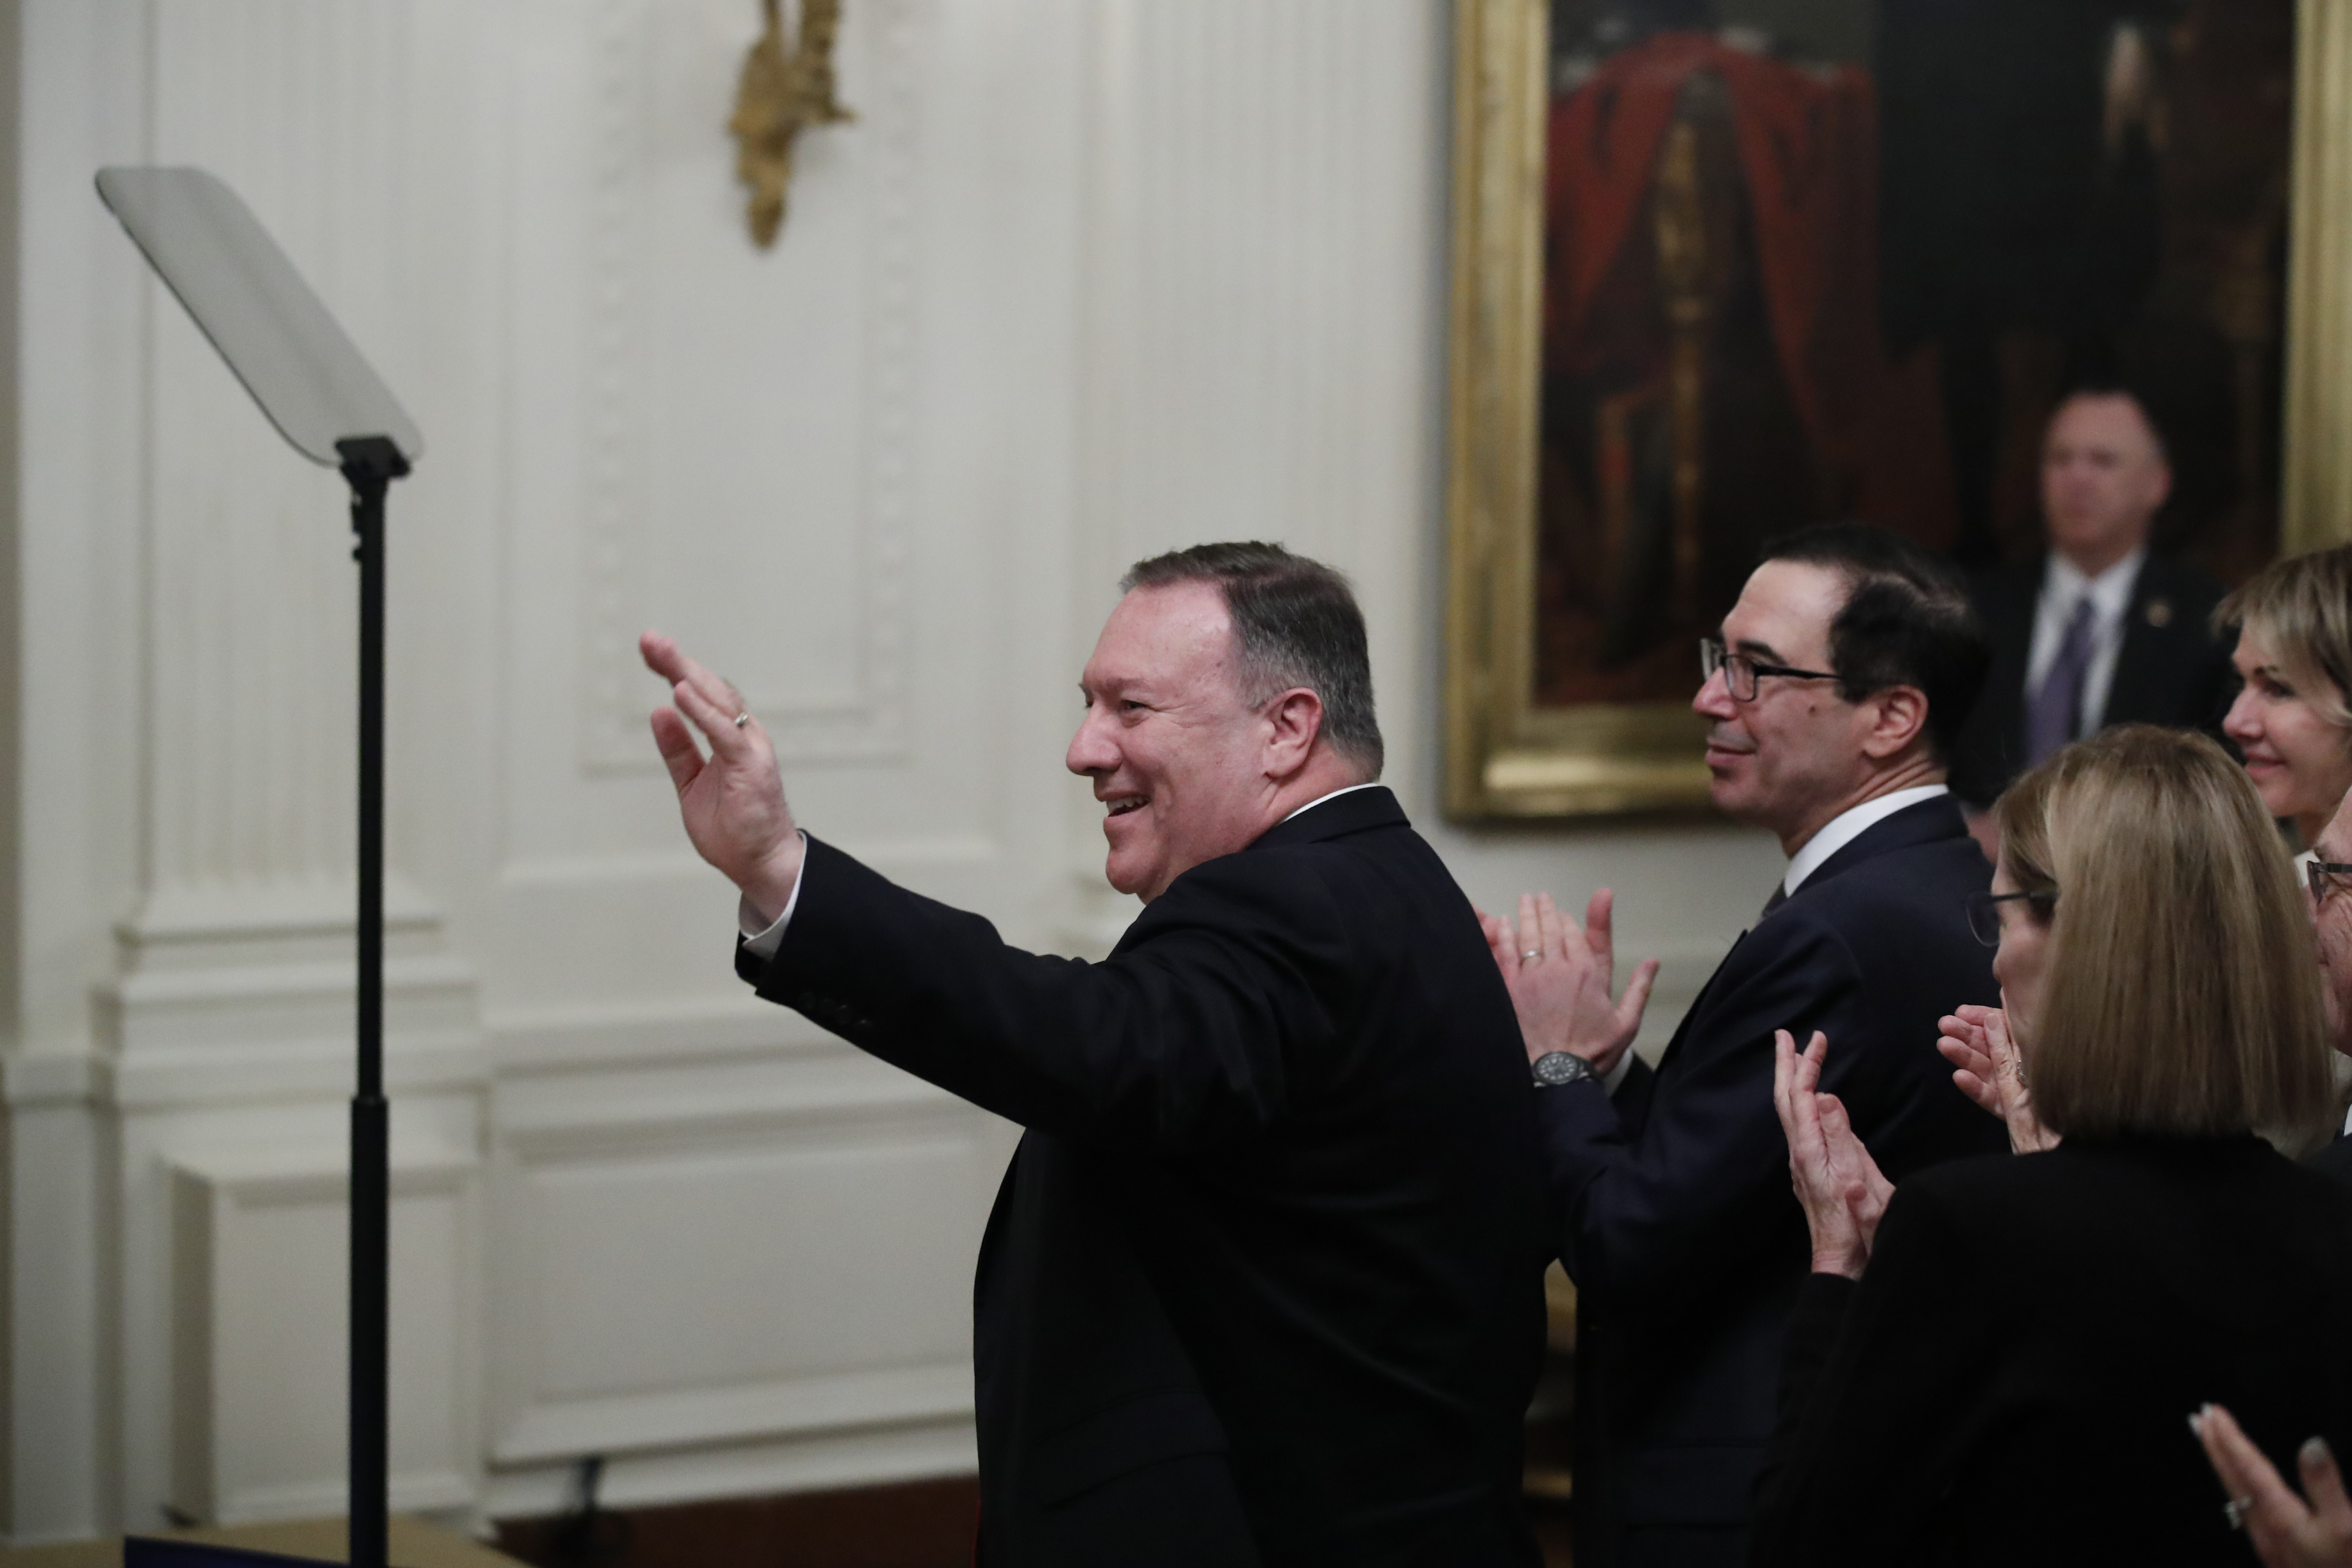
[2025,595,2099,765]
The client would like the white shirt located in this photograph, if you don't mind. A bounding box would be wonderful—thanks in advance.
[1282,781,1383,822]
[1781,784,1952,898]
[740,782,1388,956]
[738,836,809,959]
[2025,545,2146,739]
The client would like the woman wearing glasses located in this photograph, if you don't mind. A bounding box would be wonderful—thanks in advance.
[1942,545,2352,1149]
[2219,544,2352,854]
[1749,727,2352,1567]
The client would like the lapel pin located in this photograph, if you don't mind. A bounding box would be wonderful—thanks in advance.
[2145,598,2172,628]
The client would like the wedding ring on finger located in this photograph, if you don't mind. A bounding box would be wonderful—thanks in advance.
[732,711,752,728]
[2224,1496,2252,1530]
[1520,949,1542,962]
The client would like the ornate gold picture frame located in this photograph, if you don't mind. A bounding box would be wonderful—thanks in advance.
[1442,0,2352,821]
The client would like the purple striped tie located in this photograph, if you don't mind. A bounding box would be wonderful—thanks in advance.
[2025,596,2098,765]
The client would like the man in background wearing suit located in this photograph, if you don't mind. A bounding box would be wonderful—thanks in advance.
[1949,387,2237,844]
[640,543,1547,1568]
[1489,525,2012,1568]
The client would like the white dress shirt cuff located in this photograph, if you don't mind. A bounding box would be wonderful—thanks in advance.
[737,832,808,959]
[1603,1050,1636,1096]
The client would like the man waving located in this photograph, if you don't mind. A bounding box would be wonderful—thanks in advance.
[645,543,1546,1568]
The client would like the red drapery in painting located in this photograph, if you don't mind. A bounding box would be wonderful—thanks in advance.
[1545,32,1955,546]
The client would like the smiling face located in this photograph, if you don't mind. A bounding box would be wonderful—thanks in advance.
[1694,560,1882,848]
[1989,857,2054,1049]
[2223,624,2352,840]
[2041,393,2169,577]
[1066,583,1291,902]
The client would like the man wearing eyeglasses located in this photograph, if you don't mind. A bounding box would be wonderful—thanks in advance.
[1494,523,2013,1568]
[2303,795,2352,1186]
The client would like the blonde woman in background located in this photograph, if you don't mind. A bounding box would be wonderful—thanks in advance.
[2219,544,2352,853]
[1944,545,2352,1153]
[1753,728,2352,1567]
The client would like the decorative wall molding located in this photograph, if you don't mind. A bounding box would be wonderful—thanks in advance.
[495,1362,970,1467]
[579,0,926,771]
[0,1053,101,1111]
[1078,0,1428,574]
[490,831,1001,900]
[141,0,426,889]
[496,1052,963,1156]
[481,1416,977,1522]
[488,996,815,1077]
[490,1093,989,1475]
[168,1148,481,1524]
[94,877,483,1111]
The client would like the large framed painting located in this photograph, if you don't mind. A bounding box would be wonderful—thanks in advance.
[1444,0,2352,819]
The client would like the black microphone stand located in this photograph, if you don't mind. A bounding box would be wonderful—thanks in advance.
[338,435,408,1568]
[96,166,427,1568]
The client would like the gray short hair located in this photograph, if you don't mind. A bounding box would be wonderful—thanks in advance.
[1121,542,1383,776]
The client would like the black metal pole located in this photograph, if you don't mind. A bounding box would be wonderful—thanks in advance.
[338,435,407,1568]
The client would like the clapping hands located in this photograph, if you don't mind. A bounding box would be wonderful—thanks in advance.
[2192,1404,2352,1568]
[1772,1029,1894,1280]
[1935,1004,2058,1153]
[1480,891,1660,1077]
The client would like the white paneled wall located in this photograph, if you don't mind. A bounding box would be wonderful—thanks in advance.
[170,1150,481,1524]
[1,0,1774,1543]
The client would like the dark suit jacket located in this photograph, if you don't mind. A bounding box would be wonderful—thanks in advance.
[1537,796,2007,1568]
[2308,1129,2352,1189]
[1949,553,2235,809]
[738,787,1548,1568]
[1754,1135,2352,1567]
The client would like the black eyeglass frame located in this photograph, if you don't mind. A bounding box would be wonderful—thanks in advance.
[1965,888,2057,948]
[2308,859,2352,905]
[1699,637,1841,703]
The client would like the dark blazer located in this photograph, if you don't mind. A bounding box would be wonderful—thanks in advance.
[1754,1135,2352,1567]
[1949,553,2235,809]
[1538,795,2007,1568]
[738,787,1549,1568]
[2308,1129,2352,1189]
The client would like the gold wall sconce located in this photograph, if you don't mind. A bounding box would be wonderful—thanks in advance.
[728,0,853,248]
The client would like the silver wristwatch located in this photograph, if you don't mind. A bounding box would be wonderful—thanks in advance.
[1531,1051,1597,1089]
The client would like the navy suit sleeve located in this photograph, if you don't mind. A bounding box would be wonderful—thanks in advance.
[1539,909,1871,1304]
[739,835,1353,1150]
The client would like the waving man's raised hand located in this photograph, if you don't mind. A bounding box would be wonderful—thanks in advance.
[642,631,806,923]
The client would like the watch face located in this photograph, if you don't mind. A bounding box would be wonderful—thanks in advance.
[1533,1051,1591,1087]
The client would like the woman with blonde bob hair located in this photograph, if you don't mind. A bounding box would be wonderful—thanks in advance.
[2219,543,2352,851]
[2005,725,2333,1140]
[1752,727,2352,1567]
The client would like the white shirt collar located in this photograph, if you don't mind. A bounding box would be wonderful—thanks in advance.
[2045,543,2146,627]
[1782,784,1950,897]
[1281,782,1383,823]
